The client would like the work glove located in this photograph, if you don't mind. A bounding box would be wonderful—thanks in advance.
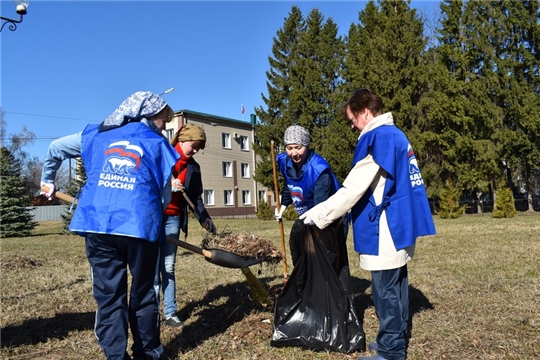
[40,181,56,201]
[172,178,183,192]
[203,218,217,235]
[274,204,287,221]
[299,210,315,226]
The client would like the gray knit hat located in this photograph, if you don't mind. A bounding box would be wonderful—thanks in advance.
[284,125,310,147]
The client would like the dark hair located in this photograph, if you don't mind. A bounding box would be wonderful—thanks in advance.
[340,88,384,119]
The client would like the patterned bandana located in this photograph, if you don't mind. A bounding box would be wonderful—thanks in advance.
[284,125,310,147]
[98,91,168,135]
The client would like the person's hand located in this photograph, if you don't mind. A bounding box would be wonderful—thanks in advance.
[274,205,287,221]
[172,178,183,192]
[40,181,56,201]
[299,210,315,226]
[204,218,217,235]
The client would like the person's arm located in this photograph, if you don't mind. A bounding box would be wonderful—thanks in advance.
[301,154,381,229]
[313,170,332,205]
[280,184,293,207]
[161,178,172,211]
[41,132,83,183]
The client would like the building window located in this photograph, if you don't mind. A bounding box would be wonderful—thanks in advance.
[258,190,267,202]
[222,162,232,177]
[241,163,250,178]
[204,190,214,206]
[239,135,249,151]
[242,190,251,205]
[224,190,234,205]
[164,128,174,142]
[222,133,231,149]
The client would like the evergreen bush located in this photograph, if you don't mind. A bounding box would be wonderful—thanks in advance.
[283,204,299,221]
[437,181,466,219]
[256,198,274,220]
[0,147,37,237]
[492,184,517,218]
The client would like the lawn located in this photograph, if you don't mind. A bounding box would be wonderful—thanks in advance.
[1,214,539,359]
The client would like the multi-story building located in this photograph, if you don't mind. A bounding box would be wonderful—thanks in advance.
[166,110,270,218]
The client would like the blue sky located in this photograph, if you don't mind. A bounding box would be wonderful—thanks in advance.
[1,0,439,160]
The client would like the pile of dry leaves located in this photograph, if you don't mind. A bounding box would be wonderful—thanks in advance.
[0,254,44,270]
[201,229,282,264]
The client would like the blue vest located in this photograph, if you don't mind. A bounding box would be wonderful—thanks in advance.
[69,123,179,242]
[277,151,341,215]
[351,125,436,255]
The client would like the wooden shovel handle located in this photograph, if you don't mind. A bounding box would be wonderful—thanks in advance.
[270,140,288,279]
[41,185,77,204]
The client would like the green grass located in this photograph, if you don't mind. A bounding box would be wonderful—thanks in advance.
[1,215,539,359]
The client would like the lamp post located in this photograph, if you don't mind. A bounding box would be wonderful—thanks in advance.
[160,87,175,96]
[1,0,29,33]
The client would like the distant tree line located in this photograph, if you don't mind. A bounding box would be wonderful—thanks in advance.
[254,0,540,212]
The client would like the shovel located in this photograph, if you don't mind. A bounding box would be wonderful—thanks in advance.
[43,185,273,306]
[166,236,272,269]
[43,185,272,269]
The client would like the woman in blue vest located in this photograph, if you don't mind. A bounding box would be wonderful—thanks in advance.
[274,125,343,264]
[271,125,365,353]
[300,89,436,360]
[40,91,179,360]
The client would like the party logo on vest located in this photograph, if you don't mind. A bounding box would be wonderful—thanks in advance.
[103,141,143,174]
[97,141,143,191]
[407,143,424,187]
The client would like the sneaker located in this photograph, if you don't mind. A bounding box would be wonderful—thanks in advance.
[133,353,170,360]
[367,341,378,352]
[163,315,184,328]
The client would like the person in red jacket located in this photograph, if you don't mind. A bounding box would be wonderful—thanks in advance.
[155,123,216,328]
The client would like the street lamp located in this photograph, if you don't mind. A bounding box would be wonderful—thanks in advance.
[1,0,29,33]
[160,87,175,96]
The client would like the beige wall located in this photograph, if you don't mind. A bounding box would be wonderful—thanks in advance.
[166,110,269,218]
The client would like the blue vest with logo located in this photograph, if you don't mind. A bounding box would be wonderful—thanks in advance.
[351,125,436,255]
[277,151,341,215]
[69,123,179,242]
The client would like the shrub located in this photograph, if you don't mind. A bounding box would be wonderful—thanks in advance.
[437,180,466,219]
[283,204,299,221]
[493,184,517,218]
[256,198,274,220]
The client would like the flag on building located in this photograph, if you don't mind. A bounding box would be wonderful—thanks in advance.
[241,104,245,115]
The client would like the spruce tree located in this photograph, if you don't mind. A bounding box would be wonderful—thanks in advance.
[254,6,346,185]
[433,0,540,204]
[0,147,37,237]
[254,5,304,189]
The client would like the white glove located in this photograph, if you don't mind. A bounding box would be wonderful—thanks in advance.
[274,204,287,221]
[172,178,183,192]
[40,181,55,201]
[299,210,315,226]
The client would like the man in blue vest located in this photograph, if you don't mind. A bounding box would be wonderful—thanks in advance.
[300,88,436,360]
[40,91,179,360]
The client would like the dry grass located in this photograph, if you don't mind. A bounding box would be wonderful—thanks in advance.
[1,214,539,360]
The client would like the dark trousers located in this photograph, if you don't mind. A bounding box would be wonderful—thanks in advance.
[85,233,162,360]
[371,265,409,360]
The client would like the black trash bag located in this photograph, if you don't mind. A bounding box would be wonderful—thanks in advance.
[271,219,365,353]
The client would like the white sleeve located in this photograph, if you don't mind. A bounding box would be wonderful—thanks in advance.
[310,154,381,229]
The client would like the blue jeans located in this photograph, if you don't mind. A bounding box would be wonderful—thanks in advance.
[371,265,409,360]
[154,216,180,318]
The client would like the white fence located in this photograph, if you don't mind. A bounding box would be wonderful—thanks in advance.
[29,205,66,221]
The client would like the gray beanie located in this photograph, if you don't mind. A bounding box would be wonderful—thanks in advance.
[284,125,310,147]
